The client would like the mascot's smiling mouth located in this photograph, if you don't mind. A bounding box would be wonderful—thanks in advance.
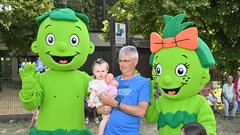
[46,51,80,64]
[162,84,184,95]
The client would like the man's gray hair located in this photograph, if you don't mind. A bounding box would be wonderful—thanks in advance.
[119,45,138,59]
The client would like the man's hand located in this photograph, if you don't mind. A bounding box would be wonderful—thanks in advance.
[99,92,118,107]
[19,63,40,90]
[97,105,112,115]
[154,83,161,100]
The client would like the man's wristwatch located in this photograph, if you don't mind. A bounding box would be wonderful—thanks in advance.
[116,101,121,109]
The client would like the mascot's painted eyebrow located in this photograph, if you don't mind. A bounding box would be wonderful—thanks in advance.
[45,24,51,29]
[75,26,82,31]
[182,55,188,59]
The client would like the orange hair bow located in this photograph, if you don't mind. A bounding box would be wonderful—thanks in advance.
[150,27,198,53]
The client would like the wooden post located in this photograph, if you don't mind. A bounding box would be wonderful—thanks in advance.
[0,57,2,92]
[110,17,117,75]
[124,19,129,45]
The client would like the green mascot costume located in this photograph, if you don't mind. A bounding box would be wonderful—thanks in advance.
[146,14,216,135]
[19,8,95,135]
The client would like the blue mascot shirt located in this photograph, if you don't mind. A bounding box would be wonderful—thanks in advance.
[104,75,151,135]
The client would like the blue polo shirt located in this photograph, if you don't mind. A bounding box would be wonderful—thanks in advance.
[104,75,151,135]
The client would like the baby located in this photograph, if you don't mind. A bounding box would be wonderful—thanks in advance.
[87,58,118,135]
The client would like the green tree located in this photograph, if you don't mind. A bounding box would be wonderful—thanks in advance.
[0,0,54,55]
[203,0,240,77]
[53,0,109,31]
[101,0,240,77]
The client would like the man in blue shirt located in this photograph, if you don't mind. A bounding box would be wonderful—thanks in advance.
[98,45,151,135]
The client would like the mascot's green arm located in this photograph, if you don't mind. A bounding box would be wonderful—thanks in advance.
[197,97,216,135]
[82,72,93,96]
[19,73,43,111]
[146,80,159,123]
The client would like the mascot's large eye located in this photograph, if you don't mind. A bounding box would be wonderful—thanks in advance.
[175,64,187,77]
[155,64,162,76]
[46,34,55,46]
[70,34,79,46]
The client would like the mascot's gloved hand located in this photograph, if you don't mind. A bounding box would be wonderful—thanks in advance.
[19,63,40,99]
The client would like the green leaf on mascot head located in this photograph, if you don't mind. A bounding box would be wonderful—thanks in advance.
[32,8,95,71]
[163,13,193,38]
[149,53,154,65]
[36,8,89,25]
[196,38,215,68]
[151,13,215,100]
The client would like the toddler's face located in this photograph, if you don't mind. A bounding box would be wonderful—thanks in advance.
[93,63,108,80]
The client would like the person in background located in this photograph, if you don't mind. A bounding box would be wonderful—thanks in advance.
[84,97,90,125]
[28,107,39,128]
[234,67,240,112]
[200,82,219,113]
[223,75,238,120]
[35,57,45,73]
[20,58,29,68]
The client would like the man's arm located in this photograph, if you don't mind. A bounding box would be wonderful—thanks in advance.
[222,85,229,102]
[99,93,149,118]
[117,101,149,118]
[222,92,229,101]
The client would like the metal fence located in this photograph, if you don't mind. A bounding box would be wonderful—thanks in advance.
[0,77,32,121]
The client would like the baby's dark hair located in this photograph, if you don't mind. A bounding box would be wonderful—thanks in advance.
[181,122,207,135]
[91,58,109,71]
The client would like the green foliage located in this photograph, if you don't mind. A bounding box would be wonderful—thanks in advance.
[203,0,240,76]
[0,0,54,55]
[99,20,110,42]
[53,0,97,31]
[53,0,112,31]
[102,0,240,77]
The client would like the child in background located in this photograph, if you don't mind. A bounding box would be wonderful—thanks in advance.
[28,107,39,128]
[181,122,207,135]
[87,58,118,135]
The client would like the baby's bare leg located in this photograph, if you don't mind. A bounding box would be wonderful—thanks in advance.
[98,114,110,135]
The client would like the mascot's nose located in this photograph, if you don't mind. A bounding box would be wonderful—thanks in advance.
[56,42,68,52]
[162,76,172,85]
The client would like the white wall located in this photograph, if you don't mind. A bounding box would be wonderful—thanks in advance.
[90,32,110,46]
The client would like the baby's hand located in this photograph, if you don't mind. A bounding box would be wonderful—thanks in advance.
[87,100,94,108]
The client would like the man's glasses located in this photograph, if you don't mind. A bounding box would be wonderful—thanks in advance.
[117,58,136,64]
